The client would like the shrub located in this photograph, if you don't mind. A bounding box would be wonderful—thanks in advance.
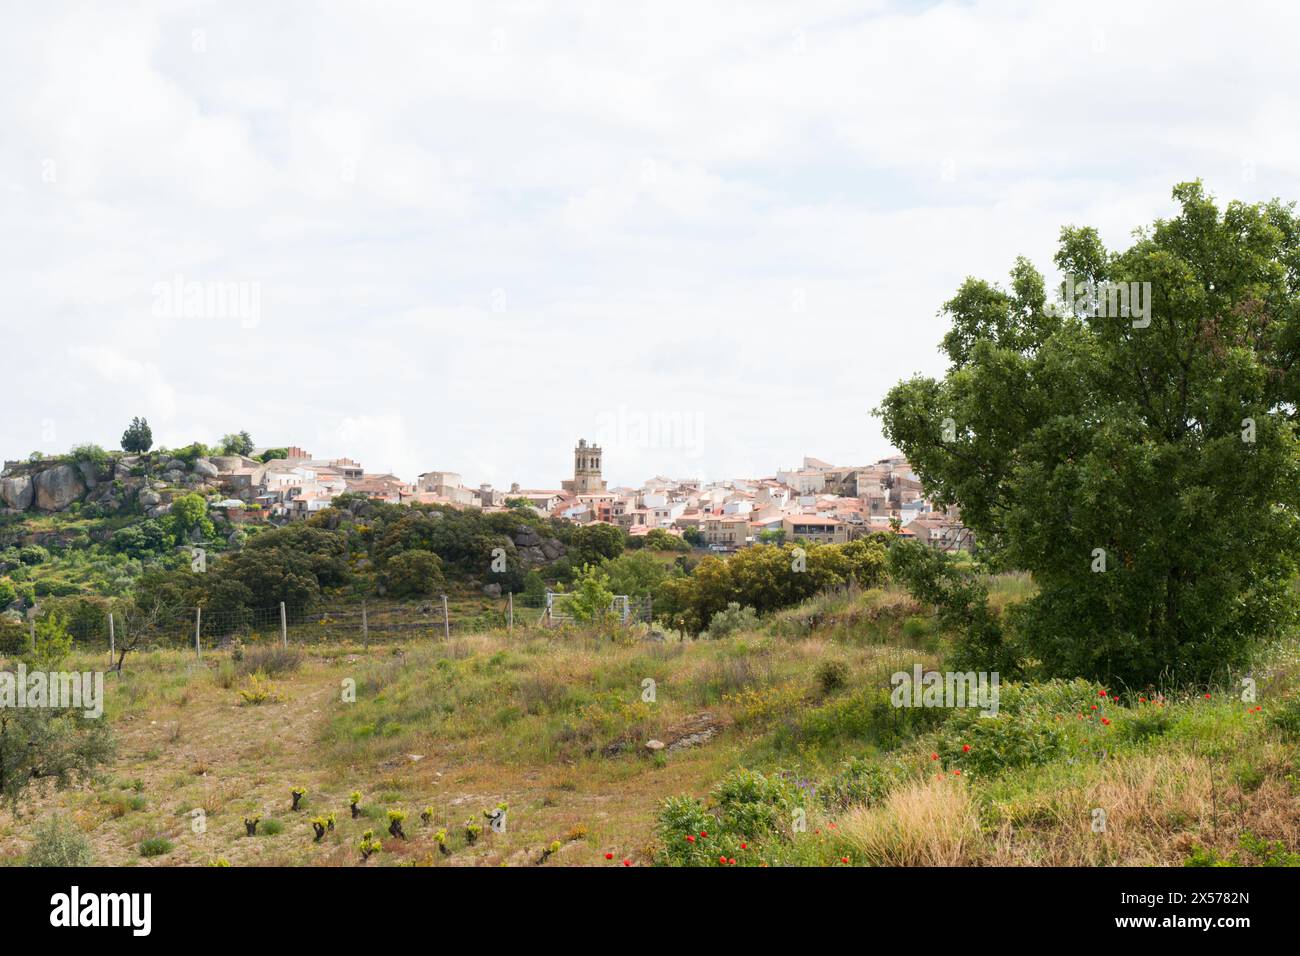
[26,816,93,867]
[819,757,896,811]
[704,602,759,640]
[815,659,850,695]
[70,444,109,470]
[654,768,805,866]
[237,644,302,678]
[381,549,444,598]
[139,837,173,858]
[933,709,1065,777]
[261,820,284,836]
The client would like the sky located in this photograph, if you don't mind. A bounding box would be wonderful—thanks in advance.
[3,0,1299,489]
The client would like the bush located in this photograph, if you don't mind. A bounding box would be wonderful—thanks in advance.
[69,444,109,471]
[26,816,93,866]
[816,659,850,695]
[704,602,758,640]
[139,837,173,858]
[819,757,896,811]
[932,708,1066,777]
[381,549,444,598]
[654,768,805,866]
[236,644,302,678]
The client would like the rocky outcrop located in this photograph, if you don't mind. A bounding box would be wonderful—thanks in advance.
[510,528,566,567]
[1,475,33,510]
[193,458,219,478]
[34,464,86,511]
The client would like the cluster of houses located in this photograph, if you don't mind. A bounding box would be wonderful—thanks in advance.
[209,439,973,553]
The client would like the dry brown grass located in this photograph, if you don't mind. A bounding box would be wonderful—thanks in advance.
[840,777,984,866]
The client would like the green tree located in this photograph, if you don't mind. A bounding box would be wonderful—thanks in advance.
[0,708,114,811]
[220,431,254,456]
[381,549,445,598]
[166,494,214,544]
[877,182,1300,686]
[643,528,690,552]
[121,417,152,454]
[567,564,615,624]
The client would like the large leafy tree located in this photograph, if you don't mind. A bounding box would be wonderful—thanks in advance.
[220,430,254,456]
[120,416,152,453]
[878,182,1300,687]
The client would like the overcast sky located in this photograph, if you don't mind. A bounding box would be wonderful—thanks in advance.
[3,0,1298,489]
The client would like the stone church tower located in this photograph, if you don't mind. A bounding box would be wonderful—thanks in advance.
[562,438,607,494]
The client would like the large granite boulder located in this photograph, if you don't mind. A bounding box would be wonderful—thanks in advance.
[34,465,86,511]
[193,458,219,478]
[0,475,33,511]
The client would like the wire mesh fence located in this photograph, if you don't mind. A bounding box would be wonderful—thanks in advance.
[45,595,536,654]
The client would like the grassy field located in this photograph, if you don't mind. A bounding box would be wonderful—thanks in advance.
[2,579,1298,867]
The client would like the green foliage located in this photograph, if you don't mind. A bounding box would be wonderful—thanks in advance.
[888,541,1019,676]
[26,611,73,669]
[1186,831,1300,867]
[877,183,1300,686]
[655,541,887,635]
[121,417,152,454]
[219,431,254,456]
[819,757,896,811]
[642,528,690,552]
[166,493,214,544]
[703,602,758,640]
[654,768,805,866]
[815,659,850,695]
[139,837,173,857]
[1269,696,1300,740]
[570,523,626,567]
[26,816,93,866]
[567,564,615,624]
[110,519,172,560]
[0,578,15,610]
[257,447,288,463]
[69,444,109,470]
[599,551,673,598]
[381,549,445,598]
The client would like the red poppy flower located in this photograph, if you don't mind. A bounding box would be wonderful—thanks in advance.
[686,835,695,843]
[1101,717,1110,725]
[953,769,961,776]
[719,856,727,864]
[1204,694,1211,700]
[623,859,632,867]
[930,752,939,760]
[840,856,850,864]
[605,852,614,860]
[728,858,736,865]
[962,744,971,753]
[1099,690,1107,697]
[700,831,708,838]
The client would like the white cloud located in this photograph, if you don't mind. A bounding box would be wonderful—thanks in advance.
[3,0,1299,486]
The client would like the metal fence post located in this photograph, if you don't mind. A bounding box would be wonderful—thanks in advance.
[280,602,288,648]
[108,612,115,666]
[442,594,450,640]
[508,592,513,633]
[195,607,202,660]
